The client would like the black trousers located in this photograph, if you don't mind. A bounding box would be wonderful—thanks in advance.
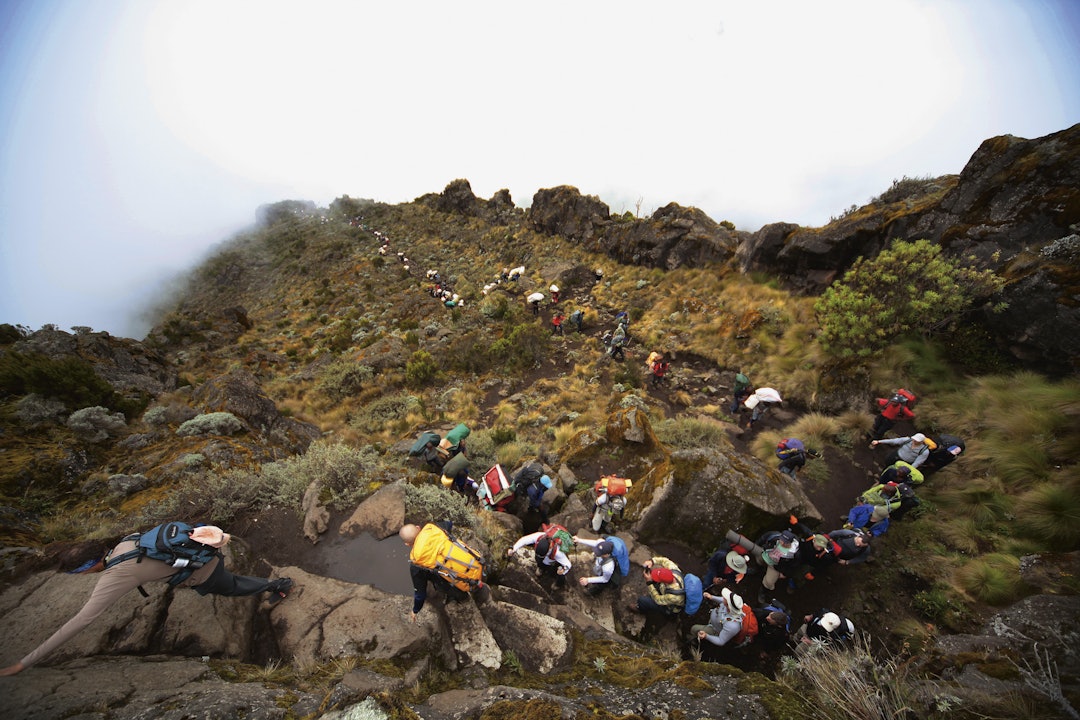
[192,558,275,597]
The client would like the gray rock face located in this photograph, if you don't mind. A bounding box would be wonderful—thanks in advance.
[0,655,322,720]
[477,600,573,674]
[633,446,822,552]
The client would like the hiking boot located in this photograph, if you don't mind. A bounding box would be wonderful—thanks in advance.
[268,577,293,605]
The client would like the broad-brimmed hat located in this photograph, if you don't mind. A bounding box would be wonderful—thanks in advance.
[725,550,748,574]
[721,587,744,611]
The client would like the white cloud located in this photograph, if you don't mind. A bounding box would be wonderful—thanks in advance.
[1,0,1077,337]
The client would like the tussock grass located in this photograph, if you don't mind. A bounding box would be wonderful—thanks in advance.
[779,632,947,720]
[654,417,730,451]
[955,553,1024,605]
[1016,480,1080,547]
[935,477,1009,528]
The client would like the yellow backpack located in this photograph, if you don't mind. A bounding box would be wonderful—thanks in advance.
[409,524,485,593]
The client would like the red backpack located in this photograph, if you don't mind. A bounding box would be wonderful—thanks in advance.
[732,609,760,647]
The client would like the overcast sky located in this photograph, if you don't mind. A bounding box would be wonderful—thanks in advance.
[1,1,1078,339]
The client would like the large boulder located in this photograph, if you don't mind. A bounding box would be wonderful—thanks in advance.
[527,185,611,241]
[339,483,406,540]
[632,446,822,553]
[268,566,442,667]
[600,202,740,270]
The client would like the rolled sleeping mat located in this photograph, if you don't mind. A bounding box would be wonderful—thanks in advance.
[725,530,767,567]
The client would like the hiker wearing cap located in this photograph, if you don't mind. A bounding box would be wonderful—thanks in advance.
[869,390,916,440]
[797,609,855,646]
[574,537,617,595]
[871,433,931,468]
[0,525,292,676]
[758,531,800,602]
[691,588,745,647]
[923,435,965,472]
[632,557,685,615]
[524,474,554,523]
[703,547,750,588]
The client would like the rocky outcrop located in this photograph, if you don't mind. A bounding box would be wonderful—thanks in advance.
[737,124,1080,374]
[526,187,739,270]
[600,202,740,270]
[338,483,406,540]
[191,369,321,455]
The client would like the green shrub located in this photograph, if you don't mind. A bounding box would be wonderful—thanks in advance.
[15,394,67,427]
[488,323,549,374]
[0,351,119,410]
[401,482,472,528]
[814,239,1005,359]
[405,350,438,387]
[176,412,245,437]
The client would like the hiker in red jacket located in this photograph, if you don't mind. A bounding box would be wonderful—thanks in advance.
[869,389,916,440]
[650,356,669,387]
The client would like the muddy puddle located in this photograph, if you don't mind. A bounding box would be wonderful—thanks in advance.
[307,531,414,596]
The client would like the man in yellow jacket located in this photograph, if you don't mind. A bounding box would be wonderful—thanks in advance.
[631,556,685,616]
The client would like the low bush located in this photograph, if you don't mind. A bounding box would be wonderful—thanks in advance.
[318,360,374,401]
[67,406,127,443]
[176,412,245,437]
[0,351,119,410]
[15,394,67,427]
[401,482,473,528]
[655,417,728,450]
[349,393,421,435]
[956,554,1024,605]
[1016,481,1080,548]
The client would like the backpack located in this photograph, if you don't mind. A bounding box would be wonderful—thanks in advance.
[409,523,485,593]
[775,438,805,459]
[478,465,515,511]
[606,536,630,577]
[104,521,220,595]
[894,388,917,407]
[681,572,704,615]
[595,475,630,497]
[409,431,441,457]
[732,608,760,647]
[511,462,544,494]
[541,523,574,559]
[570,309,584,324]
[935,433,966,452]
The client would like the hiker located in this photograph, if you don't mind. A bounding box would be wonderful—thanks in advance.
[775,438,808,479]
[879,460,923,487]
[549,284,560,304]
[508,528,573,587]
[529,294,543,315]
[869,389,916,440]
[923,434,965,472]
[632,557,685,615]
[703,547,750,588]
[551,312,564,335]
[439,452,479,501]
[607,323,628,360]
[871,433,931,468]
[745,388,782,429]
[691,588,745,647]
[829,529,872,566]
[650,356,669,387]
[730,372,751,415]
[796,610,855,646]
[574,537,618,595]
[860,481,902,513]
[757,530,800,602]
[591,475,631,533]
[889,482,922,522]
[569,308,585,332]
[400,522,484,623]
[752,601,793,655]
[0,524,292,676]
[844,502,891,537]
[524,473,553,523]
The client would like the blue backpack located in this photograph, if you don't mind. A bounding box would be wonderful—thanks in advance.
[606,536,630,577]
[681,572,704,615]
[105,522,220,596]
